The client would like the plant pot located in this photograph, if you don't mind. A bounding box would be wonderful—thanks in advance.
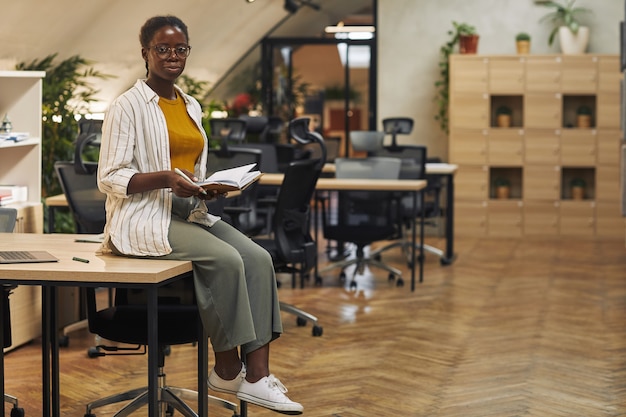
[516,40,530,54]
[577,114,591,128]
[558,26,589,55]
[496,186,510,199]
[496,114,511,128]
[459,35,479,54]
[571,186,585,200]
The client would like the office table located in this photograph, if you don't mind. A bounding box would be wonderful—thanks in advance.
[0,233,205,417]
[260,173,427,290]
[321,162,458,265]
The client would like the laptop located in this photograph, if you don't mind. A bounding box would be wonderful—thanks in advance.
[0,251,59,264]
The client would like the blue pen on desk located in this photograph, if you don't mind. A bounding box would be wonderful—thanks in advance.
[174,168,207,195]
[72,256,90,263]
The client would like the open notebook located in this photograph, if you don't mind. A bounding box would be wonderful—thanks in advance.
[0,251,58,264]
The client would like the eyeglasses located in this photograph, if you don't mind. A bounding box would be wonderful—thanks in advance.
[151,44,191,59]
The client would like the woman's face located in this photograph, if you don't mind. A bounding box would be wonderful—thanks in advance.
[142,25,189,82]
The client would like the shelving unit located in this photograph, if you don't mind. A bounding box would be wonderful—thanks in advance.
[449,54,623,238]
[0,70,45,350]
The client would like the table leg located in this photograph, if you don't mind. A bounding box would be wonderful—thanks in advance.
[0,287,5,417]
[441,173,456,266]
[146,286,158,417]
[47,206,55,234]
[197,319,208,416]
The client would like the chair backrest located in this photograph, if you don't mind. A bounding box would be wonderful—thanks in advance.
[382,117,414,148]
[0,208,17,233]
[268,117,327,272]
[373,145,428,180]
[272,158,322,271]
[334,156,402,180]
[326,157,402,244]
[288,116,327,170]
[209,118,247,150]
[350,130,385,154]
[54,161,106,234]
[238,115,270,142]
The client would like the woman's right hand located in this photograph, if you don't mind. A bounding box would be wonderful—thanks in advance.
[169,169,206,198]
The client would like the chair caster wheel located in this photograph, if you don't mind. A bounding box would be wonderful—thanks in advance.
[276,280,282,288]
[59,334,69,347]
[314,275,323,286]
[10,407,24,417]
[388,273,395,282]
[396,278,404,287]
[339,271,347,283]
[87,346,102,358]
[312,325,323,337]
[349,280,357,290]
[296,317,307,327]
[84,414,96,417]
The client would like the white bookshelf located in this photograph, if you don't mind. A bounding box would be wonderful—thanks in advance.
[0,70,45,233]
[0,70,45,351]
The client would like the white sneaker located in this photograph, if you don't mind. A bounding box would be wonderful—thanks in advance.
[237,374,303,415]
[208,363,246,395]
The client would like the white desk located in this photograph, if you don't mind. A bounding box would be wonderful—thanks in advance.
[0,233,202,417]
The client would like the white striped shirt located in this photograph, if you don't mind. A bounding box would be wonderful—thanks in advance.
[97,79,208,256]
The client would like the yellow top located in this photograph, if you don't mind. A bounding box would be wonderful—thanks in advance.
[158,93,204,173]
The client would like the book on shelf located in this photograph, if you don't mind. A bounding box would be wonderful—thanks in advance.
[0,185,27,203]
[198,163,263,192]
[0,191,13,206]
[0,132,29,143]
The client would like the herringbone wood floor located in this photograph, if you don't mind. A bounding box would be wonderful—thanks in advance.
[4,235,626,416]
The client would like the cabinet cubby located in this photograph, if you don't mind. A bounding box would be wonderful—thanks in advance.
[490,95,523,128]
[489,167,523,200]
[561,167,595,200]
[562,95,596,128]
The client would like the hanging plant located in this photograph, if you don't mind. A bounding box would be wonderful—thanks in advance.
[434,21,478,135]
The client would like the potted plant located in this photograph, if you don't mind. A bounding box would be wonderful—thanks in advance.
[576,105,592,128]
[434,21,479,134]
[495,105,513,128]
[570,178,586,200]
[538,0,592,54]
[455,22,479,54]
[493,177,511,199]
[515,32,531,54]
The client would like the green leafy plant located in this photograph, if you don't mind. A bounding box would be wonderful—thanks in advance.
[493,177,511,187]
[516,32,531,42]
[496,105,513,115]
[16,54,113,232]
[539,0,592,46]
[570,177,586,187]
[434,21,478,134]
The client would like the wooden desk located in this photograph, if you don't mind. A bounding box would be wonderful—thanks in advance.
[321,162,458,265]
[0,233,203,417]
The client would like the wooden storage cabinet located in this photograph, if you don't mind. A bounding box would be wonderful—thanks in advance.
[449,54,623,238]
[0,71,45,350]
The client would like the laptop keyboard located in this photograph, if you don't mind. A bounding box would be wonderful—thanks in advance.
[0,251,36,261]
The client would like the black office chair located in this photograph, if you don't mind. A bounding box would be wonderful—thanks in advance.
[0,208,26,417]
[254,117,327,336]
[382,117,414,149]
[318,156,403,289]
[84,278,239,417]
[358,132,445,264]
[209,118,247,150]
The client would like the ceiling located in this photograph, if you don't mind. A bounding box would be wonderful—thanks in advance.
[0,0,372,113]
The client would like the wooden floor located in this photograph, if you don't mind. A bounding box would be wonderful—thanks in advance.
[4,235,626,416]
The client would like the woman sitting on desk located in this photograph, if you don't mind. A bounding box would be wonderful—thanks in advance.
[97,15,302,415]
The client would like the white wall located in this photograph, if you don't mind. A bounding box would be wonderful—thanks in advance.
[378,0,623,161]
